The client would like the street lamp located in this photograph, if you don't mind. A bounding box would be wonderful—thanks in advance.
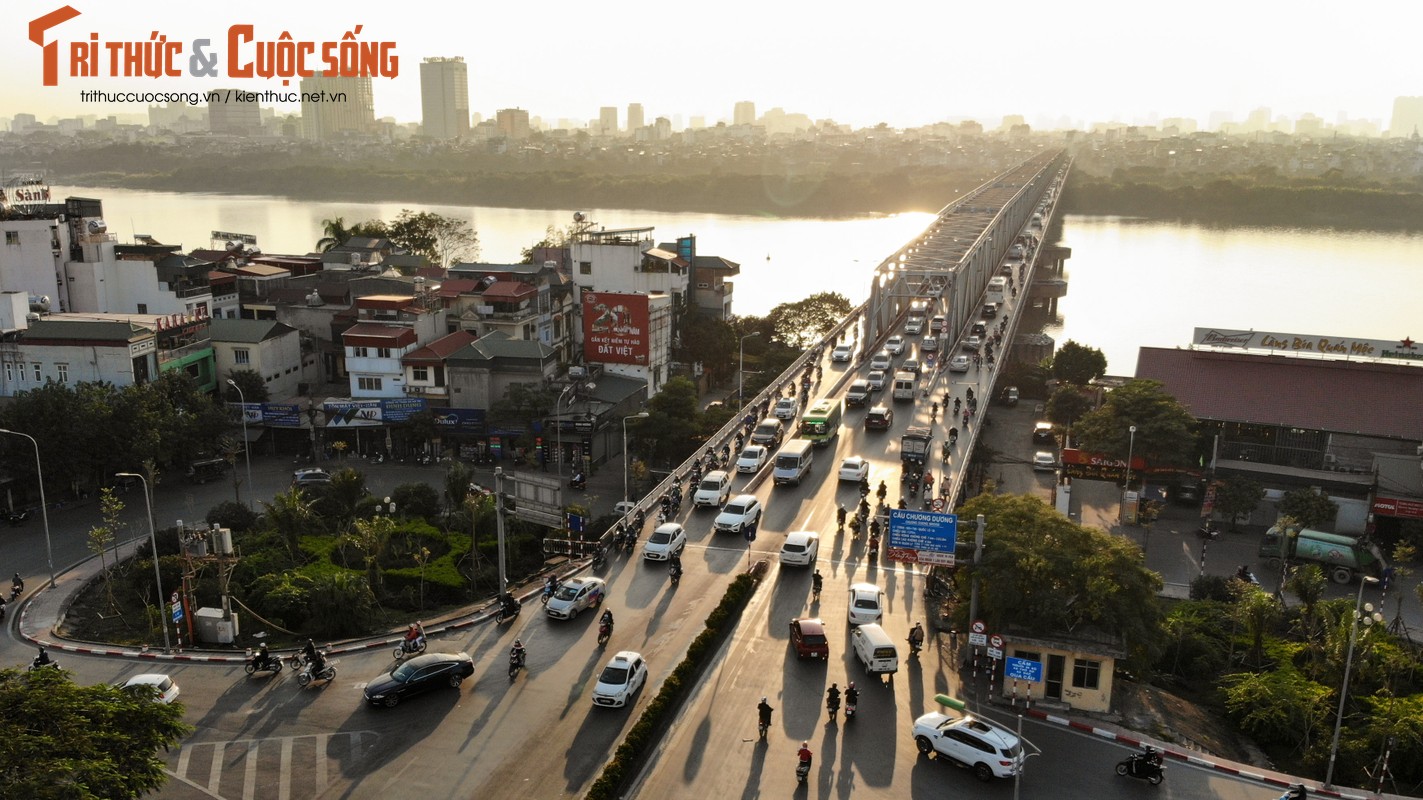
[556,381,595,474]
[1325,575,1383,787]
[622,412,649,506]
[226,379,254,510]
[115,472,170,653]
[738,331,761,409]
[0,429,55,589]
[1124,424,1137,490]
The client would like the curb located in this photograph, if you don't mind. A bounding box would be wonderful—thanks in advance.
[1021,708,1372,800]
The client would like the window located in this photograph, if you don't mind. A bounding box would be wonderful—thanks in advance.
[411,366,429,382]
[3,362,11,382]
[352,346,369,358]
[1071,658,1101,690]
[4,231,18,246]
[32,363,41,382]
[357,376,382,391]
[56,363,69,383]
[579,261,592,275]
[136,304,148,314]
[234,348,250,365]
[377,347,391,358]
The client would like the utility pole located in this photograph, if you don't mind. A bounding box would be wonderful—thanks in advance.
[966,514,986,649]
[494,467,508,594]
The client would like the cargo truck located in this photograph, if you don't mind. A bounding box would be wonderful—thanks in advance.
[1258,525,1386,585]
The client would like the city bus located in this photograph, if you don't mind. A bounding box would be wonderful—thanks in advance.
[798,397,843,447]
[986,276,1008,305]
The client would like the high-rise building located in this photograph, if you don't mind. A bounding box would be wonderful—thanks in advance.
[599,106,618,135]
[626,103,644,133]
[733,101,756,126]
[208,89,261,135]
[1390,96,1423,138]
[496,108,530,139]
[420,57,470,140]
[299,72,375,141]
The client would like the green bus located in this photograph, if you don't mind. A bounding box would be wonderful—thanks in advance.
[798,398,843,447]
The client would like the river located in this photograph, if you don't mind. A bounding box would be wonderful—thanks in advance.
[54,185,1423,375]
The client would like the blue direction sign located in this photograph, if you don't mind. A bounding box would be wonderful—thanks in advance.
[887,510,957,552]
[1004,656,1043,683]
[171,604,183,623]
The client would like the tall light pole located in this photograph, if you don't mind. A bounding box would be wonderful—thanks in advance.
[116,472,170,653]
[622,412,649,506]
[0,429,55,589]
[1124,424,1137,490]
[556,381,595,474]
[1325,575,1382,788]
[738,331,761,409]
[226,379,254,510]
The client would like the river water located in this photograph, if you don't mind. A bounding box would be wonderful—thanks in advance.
[56,185,1423,374]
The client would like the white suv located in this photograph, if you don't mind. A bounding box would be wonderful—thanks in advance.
[912,713,1026,781]
[693,470,732,507]
[714,494,762,534]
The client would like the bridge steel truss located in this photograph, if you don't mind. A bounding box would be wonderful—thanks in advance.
[862,150,1071,347]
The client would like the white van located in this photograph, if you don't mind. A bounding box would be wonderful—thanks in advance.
[693,470,732,507]
[850,623,899,675]
[750,418,785,447]
[772,439,815,487]
[891,371,917,402]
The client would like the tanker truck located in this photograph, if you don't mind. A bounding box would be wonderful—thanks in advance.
[1258,525,1386,585]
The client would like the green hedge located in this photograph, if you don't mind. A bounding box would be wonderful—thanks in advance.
[585,572,759,799]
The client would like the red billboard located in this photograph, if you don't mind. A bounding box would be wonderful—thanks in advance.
[582,291,650,366]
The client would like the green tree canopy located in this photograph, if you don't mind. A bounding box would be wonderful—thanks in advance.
[952,493,1164,669]
[1278,488,1339,530]
[765,292,851,349]
[1045,385,1094,426]
[223,368,270,403]
[1073,379,1198,469]
[635,377,701,463]
[675,310,737,386]
[1051,340,1108,386]
[387,209,479,267]
[0,667,191,799]
[1213,476,1265,529]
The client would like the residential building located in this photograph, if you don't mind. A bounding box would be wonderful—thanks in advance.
[660,235,739,321]
[0,195,116,314]
[208,317,305,400]
[321,237,393,271]
[626,103,644,133]
[299,72,375,140]
[599,106,618,135]
[209,271,239,319]
[208,90,261,135]
[495,108,530,140]
[339,293,443,398]
[444,331,558,410]
[400,330,478,405]
[733,101,756,126]
[420,57,470,140]
[443,262,574,361]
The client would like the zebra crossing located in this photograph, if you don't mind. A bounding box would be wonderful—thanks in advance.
[167,730,378,799]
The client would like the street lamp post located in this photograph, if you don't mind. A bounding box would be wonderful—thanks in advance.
[556,382,595,475]
[226,379,254,510]
[738,332,761,410]
[1325,575,1383,787]
[116,472,171,653]
[622,412,649,506]
[1122,424,1137,524]
[0,429,55,589]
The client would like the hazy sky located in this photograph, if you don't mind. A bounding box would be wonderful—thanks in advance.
[5,0,1418,130]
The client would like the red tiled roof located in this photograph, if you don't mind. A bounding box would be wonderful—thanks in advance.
[1135,347,1423,441]
[481,281,536,301]
[341,322,417,348]
[403,331,479,363]
[437,279,482,299]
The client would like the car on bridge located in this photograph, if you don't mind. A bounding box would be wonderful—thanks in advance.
[886,335,906,355]
[1033,451,1057,471]
[831,345,853,362]
[920,335,939,352]
[714,495,762,535]
[983,302,999,318]
[948,355,971,372]
[788,617,829,659]
[902,358,921,374]
[545,577,607,620]
[838,456,869,482]
[846,379,872,407]
[847,582,885,625]
[867,370,887,391]
[643,523,687,561]
[362,652,474,708]
[694,470,733,507]
[592,651,648,708]
[869,351,892,371]
[962,335,983,352]
[735,445,768,473]
[773,397,798,420]
[865,405,894,430]
[780,532,820,566]
[930,315,946,334]
[905,318,925,335]
[912,712,1025,781]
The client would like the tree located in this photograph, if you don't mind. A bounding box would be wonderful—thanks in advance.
[675,310,737,386]
[390,482,441,521]
[315,216,388,252]
[204,500,260,534]
[1073,379,1198,469]
[387,210,479,267]
[1045,385,1094,427]
[1051,340,1108,386]
[488,383,557,435]
[1287,564,1328,647]
[305,571,376,638]
[765,292,851,349]
[636,377,701,463]
[223,369,269,403]
[87,488,125,611]
[0,667,191,799]
[1234,586,1282,668]
[1279,488,1339,530]
[951,493,1164,669]
[1213,476,1265,530]
[261,489,317,558]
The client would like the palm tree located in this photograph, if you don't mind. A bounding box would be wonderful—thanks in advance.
[316,217,350,252]
[262,488,316,559]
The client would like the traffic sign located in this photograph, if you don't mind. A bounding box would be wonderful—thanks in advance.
[932,498,945,511]
[171,604,183,623]
[989,633,1004,649]
[968,619,987,646]
[987,646,1003,660]
[1005,656,1044,682]
[970,620,986,633]
[743,518,758,542]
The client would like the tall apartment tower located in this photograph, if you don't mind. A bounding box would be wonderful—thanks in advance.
[626,103,645,133]
[496,108,531,139]
[208,90,261,135]
[599,106,618,135]
[299,72,375,140]
[733,101,756,126]
[420,57,470,140]
[1390,96,1423,138]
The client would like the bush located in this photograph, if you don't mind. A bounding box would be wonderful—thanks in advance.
[205,501,260,533]
[1189,574,1236,602]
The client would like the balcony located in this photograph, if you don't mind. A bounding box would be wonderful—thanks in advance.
[157,340,213,365]
[168,283,213,299]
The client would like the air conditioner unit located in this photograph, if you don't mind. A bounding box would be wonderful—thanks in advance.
[1323,453,1337,465]
[403,385,422,395]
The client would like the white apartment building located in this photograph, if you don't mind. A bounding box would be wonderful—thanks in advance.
[340,294,443,398]
[208,318,305,401]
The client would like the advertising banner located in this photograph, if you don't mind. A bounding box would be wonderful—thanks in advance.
[1194,328,1422,364]
[582,291,650,365]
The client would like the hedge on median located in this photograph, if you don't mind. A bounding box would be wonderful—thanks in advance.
[585,571,760,800]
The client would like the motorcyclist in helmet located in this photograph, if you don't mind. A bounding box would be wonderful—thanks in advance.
[251,642,271,670]
[510,638,526,667]
[836,504,847,530]
[845,682,859,709]
[600,608,614,629]
[757,697,774,732]
[404,621,426,650]
[797,741,813,765]
[812,570,823,597]
[33,645,52,667]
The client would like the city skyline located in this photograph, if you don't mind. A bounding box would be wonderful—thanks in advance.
[3,0,1418,133]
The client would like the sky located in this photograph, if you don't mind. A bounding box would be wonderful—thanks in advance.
[4,0,1420,131]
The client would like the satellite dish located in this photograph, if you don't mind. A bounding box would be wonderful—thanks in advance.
[573,211,586,223]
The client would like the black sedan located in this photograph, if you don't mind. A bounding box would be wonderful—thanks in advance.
[363,652,474,708]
